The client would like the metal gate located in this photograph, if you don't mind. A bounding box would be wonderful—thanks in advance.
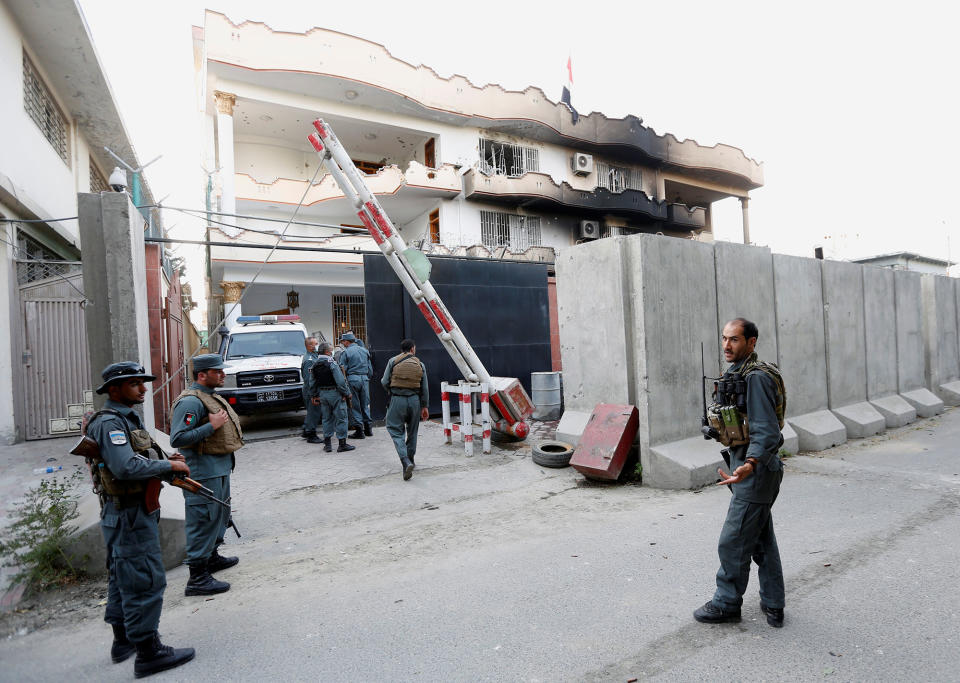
[16,264,92,440]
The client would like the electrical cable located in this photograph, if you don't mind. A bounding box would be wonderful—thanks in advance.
[149,164,324,399]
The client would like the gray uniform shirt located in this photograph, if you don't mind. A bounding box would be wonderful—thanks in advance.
[87,399,172,481]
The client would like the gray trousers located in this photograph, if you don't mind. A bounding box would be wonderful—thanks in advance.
[386,393,421,462]
[101,501,166,642]
[712,494,785,610]
[347,376,371,426]
[302,388,322,433]
[184,475,230,565]
[318,389,348,439]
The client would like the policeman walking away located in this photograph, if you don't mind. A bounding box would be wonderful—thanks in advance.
[381,339,429,481]
[301,336,323,443]
[311,342,356,453]
[171,354,244,596]
[695,318,787,628]
[339,331,374,439]
[82,362,195,677]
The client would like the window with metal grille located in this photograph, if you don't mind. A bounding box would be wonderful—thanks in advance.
[90,160,109,193]
[332,294,367,344]
[23,51,69,165]
[480,210,542,251]
[595,161,642,193]
[478,138,539,177]
[14,228,76,284]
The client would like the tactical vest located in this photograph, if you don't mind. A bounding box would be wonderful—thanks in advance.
[389,353,423,390]
[175,389,245,455]
[706,353,786,447]
[79,409,159,497]
[312,357,337,388]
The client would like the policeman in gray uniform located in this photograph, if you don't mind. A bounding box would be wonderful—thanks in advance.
[339,332,374,439]
[694,318,787,628]
[311,342,355,453]
[381,338,429,481]
[301,336,322,443]
[171,354,243,596]
[85,362,195,677]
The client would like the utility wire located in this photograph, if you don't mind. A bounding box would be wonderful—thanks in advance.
[150,164,324,400]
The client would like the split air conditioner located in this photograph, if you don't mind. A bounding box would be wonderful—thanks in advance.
[580,220,600,239]
[571,152,594,176]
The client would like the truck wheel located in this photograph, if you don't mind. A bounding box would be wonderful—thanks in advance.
[531,440,575,468]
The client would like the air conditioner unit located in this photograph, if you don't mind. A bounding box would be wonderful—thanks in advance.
[580,220,600,239]
[571,152,594,176]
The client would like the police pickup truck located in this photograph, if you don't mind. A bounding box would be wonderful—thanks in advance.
[216,314,308,415]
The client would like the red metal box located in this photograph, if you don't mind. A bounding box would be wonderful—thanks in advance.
[569,404,639,481]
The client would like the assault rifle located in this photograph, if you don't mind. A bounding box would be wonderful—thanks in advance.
[700,342,720,442]
[700,343,733,478]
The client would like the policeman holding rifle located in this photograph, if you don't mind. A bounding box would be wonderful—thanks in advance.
[78,361,195,678]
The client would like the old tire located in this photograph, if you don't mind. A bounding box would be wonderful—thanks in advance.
[532,440,575,468]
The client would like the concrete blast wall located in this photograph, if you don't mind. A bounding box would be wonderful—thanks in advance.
[821,261,885,437]
[557,235,955,488]
[555,237,633,414]
[863,266,917,428]
[922,274,960,405]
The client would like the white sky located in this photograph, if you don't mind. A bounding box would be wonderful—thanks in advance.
[77,0,959,306]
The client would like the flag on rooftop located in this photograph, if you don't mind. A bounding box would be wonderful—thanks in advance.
[560,55,579,124]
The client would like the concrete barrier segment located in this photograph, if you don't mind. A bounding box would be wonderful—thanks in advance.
[647,436,725,490]
[868,395,917,428]
[786,410,847,452]
[556,410,591,447]
[900,388,945,418]
[831,401,886,438]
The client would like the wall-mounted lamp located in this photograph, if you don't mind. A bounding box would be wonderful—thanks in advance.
[287,288,300,311]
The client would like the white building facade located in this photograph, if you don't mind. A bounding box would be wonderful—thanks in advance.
[195,10,762,344]
[0,0,156,443]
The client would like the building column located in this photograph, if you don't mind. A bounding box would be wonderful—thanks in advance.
[221,281,245,330]
[214,91,239,237]
[704,204,713,232]
[740,196,751,245]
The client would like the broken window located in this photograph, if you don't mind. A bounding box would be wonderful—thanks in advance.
[428,209,440,244]
[595,161,642,193]
[480,210,542,251]
[478,138,539,177]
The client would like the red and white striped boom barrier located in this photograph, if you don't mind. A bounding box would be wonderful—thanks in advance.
[307,119,533,438]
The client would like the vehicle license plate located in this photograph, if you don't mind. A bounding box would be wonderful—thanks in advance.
[257,391,282,402]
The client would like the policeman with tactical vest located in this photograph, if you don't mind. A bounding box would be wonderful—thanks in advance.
[339,331,374,439]
[83,362,195,677]
[694,318,788,628]
[310,342,356,453]
[170,354,244,596]
[301,336,323,443]
[381,338,429,480]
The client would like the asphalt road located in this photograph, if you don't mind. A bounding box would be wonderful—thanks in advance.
[2,409,958,682]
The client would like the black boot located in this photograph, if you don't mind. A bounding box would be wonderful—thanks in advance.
[305,431,321,444]
[349,426,365,439]
[111,623,136,663]
[323,436,333,452]
[363,422,373,437]
[184,562,230,596]
[409,453,415,469]
[401,456,414,481]
[133,631,195,678]
[207,549,239,573]
[337,438,356,452]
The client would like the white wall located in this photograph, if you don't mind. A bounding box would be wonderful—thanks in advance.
[237,282,364,344]
[0,210,17,443]
[0,6,82,232]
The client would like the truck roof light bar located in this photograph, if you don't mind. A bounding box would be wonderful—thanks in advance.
[237,315,301,324]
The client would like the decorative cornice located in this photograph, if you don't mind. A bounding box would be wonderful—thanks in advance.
[220,280,245,302]
[214,90,237,115]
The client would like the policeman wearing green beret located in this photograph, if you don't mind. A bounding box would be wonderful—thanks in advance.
[170,354,243,597]
[85,362,195,677]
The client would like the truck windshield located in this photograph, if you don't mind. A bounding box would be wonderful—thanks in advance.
[226,330,305,359]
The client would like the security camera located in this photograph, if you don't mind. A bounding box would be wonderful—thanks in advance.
[108,167,128,193]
